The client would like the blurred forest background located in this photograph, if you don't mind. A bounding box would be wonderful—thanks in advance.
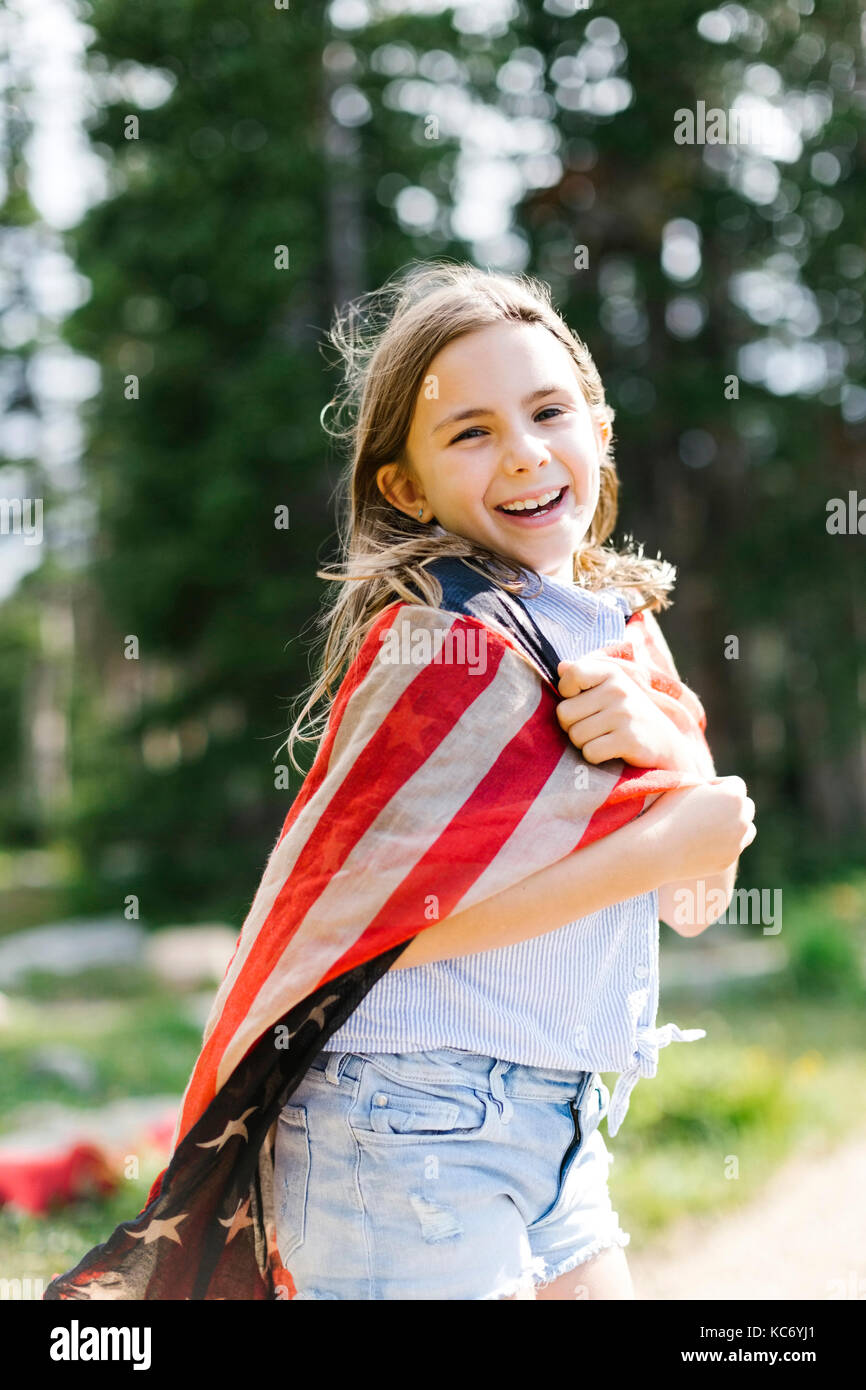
[2,0,864,928]
[1,0,866,1295]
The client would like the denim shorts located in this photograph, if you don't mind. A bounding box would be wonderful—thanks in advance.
[274,1045,630,1300]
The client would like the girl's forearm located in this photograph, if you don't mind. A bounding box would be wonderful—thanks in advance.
[659,859,738,936]
[653,731,737,934]
[390,809,672,970]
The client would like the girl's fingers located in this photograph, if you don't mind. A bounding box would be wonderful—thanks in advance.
[556,691,609,731]
[557,657,616,697]
[579,733,623,765]
[563,710,618,748]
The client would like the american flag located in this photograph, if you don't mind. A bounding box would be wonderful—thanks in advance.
[44,556,712,1300]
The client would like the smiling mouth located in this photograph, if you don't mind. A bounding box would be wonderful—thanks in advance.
[495,485,568,522]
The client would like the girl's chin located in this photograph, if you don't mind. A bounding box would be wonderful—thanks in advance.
[486,541,584,579]
[438,515,587,564]
[490,512,587,553]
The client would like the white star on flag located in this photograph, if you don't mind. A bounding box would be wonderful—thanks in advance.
[196,1106,258,1152]
[287,995,340,1041]
[127,1212,188,1245]
[219,1198,256,1244]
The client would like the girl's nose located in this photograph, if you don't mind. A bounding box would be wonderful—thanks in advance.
[501,433,553,472]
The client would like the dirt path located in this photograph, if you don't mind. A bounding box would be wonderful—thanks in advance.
[626,1127,866,1301]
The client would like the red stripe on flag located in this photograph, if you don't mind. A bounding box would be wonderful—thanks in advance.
[178,618,508,1129]
[274,603,406,849]
[318,678,567,980]
[217,607,413,994]
[575,762,704,850]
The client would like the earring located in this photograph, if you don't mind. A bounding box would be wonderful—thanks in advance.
[418,507,424,519]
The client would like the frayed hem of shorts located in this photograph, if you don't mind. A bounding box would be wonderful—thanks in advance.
[531,1228,631,1294]
[484,1255,550,1301]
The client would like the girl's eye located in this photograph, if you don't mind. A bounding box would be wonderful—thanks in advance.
[451,426,486,443]
[450,407,565,445]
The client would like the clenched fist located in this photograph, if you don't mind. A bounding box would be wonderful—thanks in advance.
[556,655,693,770]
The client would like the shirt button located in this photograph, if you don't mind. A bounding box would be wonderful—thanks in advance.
[374,1094,388,1106]
[634,964,650,979]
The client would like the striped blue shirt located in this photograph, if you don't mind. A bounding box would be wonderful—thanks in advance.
[326,570,704,1134]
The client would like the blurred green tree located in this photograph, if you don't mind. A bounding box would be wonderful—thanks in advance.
[59,0,473,922]
[0,6,63,858]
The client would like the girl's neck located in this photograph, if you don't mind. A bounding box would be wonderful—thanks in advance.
[520,561,577,589]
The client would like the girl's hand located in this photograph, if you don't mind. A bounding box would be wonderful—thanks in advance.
[556,656,690,769]
[639,777,756,881]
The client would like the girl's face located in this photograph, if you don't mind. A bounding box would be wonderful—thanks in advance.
[377,321,607,585]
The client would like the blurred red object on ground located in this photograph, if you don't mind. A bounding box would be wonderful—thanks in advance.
[0,1142,118,1215]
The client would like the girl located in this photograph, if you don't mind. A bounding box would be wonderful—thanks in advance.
[271,260,755,1301]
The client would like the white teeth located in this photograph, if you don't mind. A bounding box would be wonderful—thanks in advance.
[500,487,562,513]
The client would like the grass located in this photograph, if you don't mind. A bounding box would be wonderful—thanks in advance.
[0,974,205,1131]
[0,969,202,1292]
[603,866,866,1248]
[603,995,866,1247]
[0,1179,159,1296]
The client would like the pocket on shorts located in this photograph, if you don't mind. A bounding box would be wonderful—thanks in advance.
[351,1065,488,1142]
[575,1074,608,1146]
[274,1104,311,1262]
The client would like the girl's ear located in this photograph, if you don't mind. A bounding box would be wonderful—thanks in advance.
[376,462,423,515]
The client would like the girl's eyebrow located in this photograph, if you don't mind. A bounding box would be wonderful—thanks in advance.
[431,383,574,435]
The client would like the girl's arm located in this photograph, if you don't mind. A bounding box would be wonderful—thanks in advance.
[654,723,739,936]
[659,861,739,937]
[552,607,742,939]
[391,801,677,970]
[391,767,755,970]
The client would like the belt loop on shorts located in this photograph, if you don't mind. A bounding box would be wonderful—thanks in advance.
[324,1051,346,1086]
[489,1059,514,1124]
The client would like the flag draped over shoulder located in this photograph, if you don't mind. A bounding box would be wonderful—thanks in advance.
[44,557,713,1301]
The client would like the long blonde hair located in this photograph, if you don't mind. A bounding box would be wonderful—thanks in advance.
[281,259,676,773]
